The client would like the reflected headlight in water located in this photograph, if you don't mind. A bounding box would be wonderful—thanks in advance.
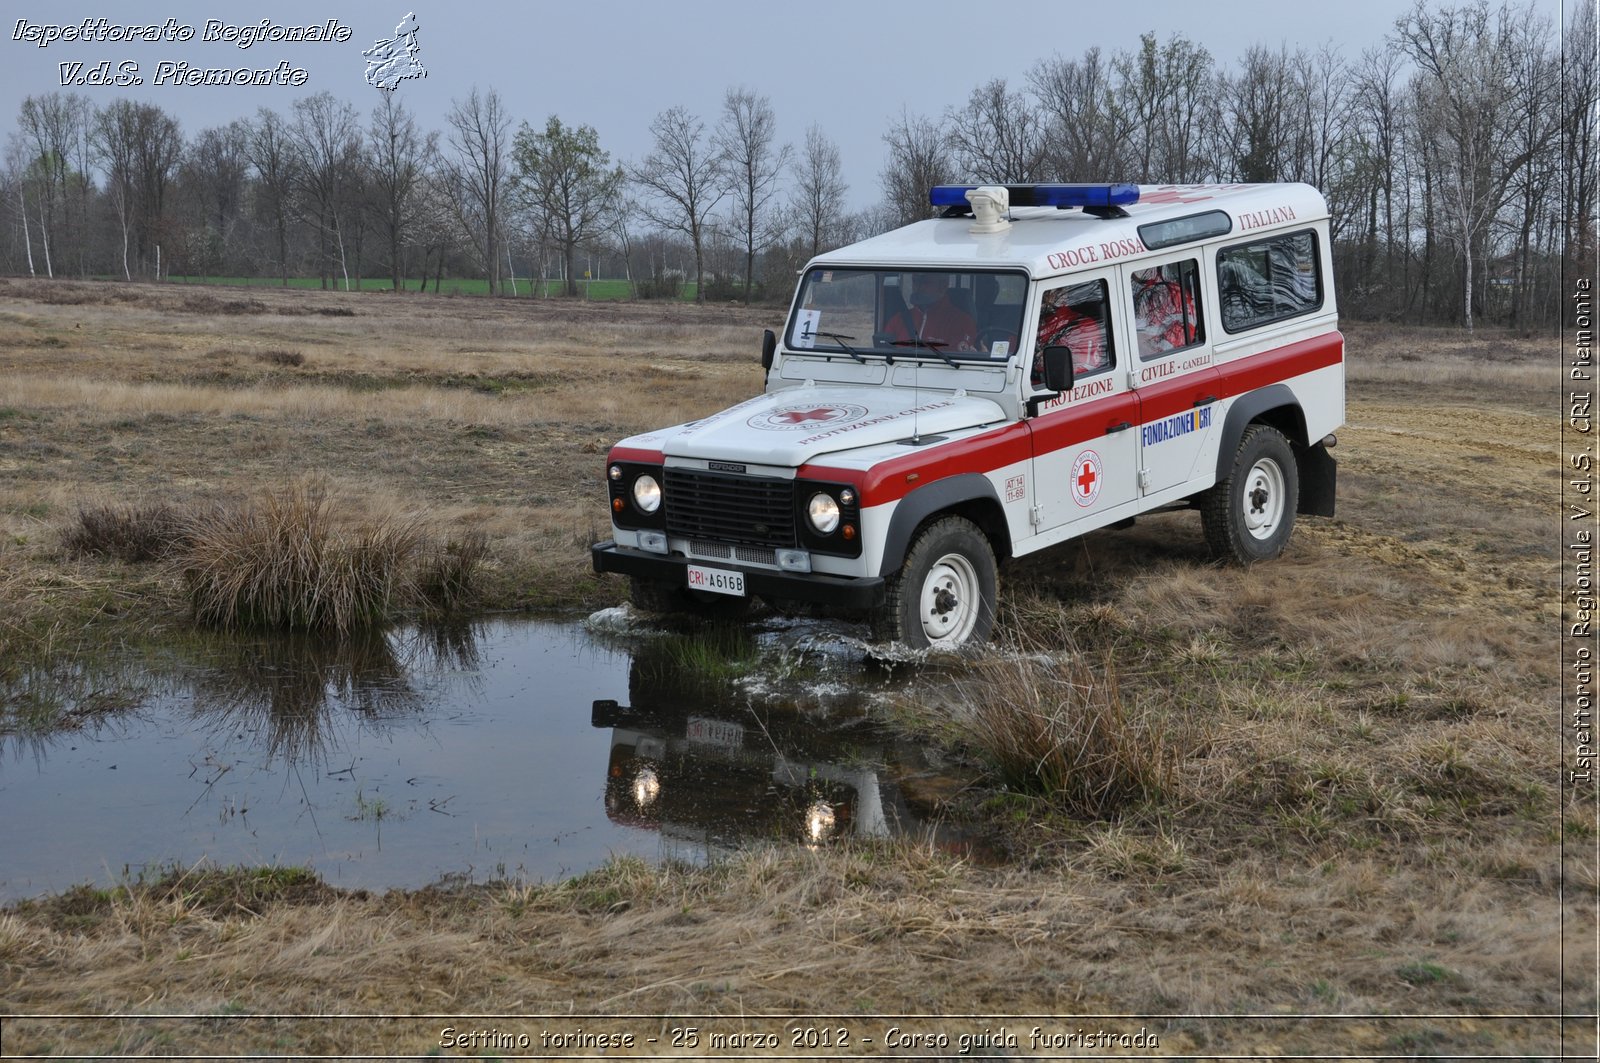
[804,800,837,842]
[632,767,661,807]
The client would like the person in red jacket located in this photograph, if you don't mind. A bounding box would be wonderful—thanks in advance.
[882,272,977,352]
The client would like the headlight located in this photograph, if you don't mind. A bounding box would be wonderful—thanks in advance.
[632,767,661,807]
[805,800,837,842]
[807,492,841,534]
[632,474,662,513]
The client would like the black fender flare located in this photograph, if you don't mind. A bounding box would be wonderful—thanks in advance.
[1214,384,1306,481]
[877,473,1005,578]
[1213,383,1335,517]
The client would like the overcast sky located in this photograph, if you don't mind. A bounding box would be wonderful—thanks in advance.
[0,0,1576,209]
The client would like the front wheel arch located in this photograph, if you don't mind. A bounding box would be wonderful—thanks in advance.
[877,475,1010,578]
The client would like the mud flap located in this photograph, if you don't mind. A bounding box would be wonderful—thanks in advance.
[1296,442,1337,517]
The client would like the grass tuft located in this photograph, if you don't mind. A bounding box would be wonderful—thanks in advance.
[176,480,422,633]
[949,651,1176,819]
[256,349,306,368]
[62,502,189,563]
[415,530,489,615]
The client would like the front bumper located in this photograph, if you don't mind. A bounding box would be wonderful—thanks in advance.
[592,541,886,609]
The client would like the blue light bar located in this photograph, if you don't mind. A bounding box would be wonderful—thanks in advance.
[929,183,1141,209]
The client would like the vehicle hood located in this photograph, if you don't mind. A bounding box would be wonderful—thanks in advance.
[623,386,1007,467]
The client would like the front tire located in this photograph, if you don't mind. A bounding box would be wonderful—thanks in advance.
[1202,424,1298,564]
[871,516,998,649]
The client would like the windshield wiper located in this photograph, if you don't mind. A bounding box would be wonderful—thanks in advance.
[890,337,961,367]
[816,331,868,364]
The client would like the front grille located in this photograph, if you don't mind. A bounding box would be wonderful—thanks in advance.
[689,541,780,568]
[665,469,795,548]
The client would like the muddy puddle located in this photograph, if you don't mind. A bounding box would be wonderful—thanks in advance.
[0,613,979,901]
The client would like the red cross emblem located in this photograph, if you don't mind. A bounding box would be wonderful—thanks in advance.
[1077,463,1097,495]
[1072,450,1103,507]
[775,407,839,424]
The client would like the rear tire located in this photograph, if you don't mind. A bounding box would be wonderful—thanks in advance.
[1202,424,1298,564]
[871,516,998,650]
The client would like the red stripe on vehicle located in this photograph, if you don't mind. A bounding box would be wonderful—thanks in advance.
[1136,332,1341,422]
[801,331,1342,508]
[1210,331,1343,398]
[1026,392,1140,456]
[608,446,665,465]
[801,423,1033,506]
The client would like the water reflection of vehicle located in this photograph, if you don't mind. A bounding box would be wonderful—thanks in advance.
[592,698,903,852]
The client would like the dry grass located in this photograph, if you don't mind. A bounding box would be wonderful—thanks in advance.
[946,650,1177,818]
[177,479,424,632]
[0,844,1584,1057]
[61,501,188,563]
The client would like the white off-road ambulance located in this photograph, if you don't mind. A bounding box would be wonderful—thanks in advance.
[593,183,1343,648]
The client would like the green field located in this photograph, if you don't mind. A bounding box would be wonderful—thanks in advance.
[160,276,693,301]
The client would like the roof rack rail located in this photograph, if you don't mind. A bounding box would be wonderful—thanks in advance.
[930,183,1139,219]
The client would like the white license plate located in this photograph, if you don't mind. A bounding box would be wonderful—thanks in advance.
[686,564,745,596]
[687,717,744,749]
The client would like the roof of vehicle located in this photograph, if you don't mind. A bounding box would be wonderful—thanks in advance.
[812,183,1330,279]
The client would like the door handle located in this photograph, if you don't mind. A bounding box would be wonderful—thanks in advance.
[1193,395,1217,407]
[1104,421,1132,434]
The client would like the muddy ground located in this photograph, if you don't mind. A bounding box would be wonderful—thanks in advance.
[0,279,1591,1058]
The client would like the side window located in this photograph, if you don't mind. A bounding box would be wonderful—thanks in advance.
[1032,279,1114,387]
[1216,230,1322,333]
[1131,259,1204,360]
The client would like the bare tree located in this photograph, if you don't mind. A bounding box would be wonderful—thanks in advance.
[1349,47,1410,309]
[631,105,726,303]
[1396,0,1546,329]
[95,99,182,279]
[513,115,624,297]
[879,109,951,228]
[368,94,430,290]
[182,120,250,277]
[290,92,362,289]
[1565,0,1599,287]
[244,107,298,285]
[715,88,790,301]
[1029,49,1123,180]
[442,87,511,294]
[790,123,844,258]
[14,93,93,277]
[1113,32,1214,182]
[1221,45,1298,182]
[948,78,1049,184]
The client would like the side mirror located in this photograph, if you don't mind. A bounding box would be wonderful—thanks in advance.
[761,329,777,370]
[1041,345,1075,393]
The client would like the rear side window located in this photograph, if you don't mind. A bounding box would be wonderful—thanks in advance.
[1216,230,1322,333]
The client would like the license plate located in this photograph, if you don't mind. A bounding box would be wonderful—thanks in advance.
[686,717,744,749]
[686,564,745,597]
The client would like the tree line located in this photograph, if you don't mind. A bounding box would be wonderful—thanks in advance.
[3,0,1593,329]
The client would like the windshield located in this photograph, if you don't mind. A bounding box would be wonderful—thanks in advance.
[786,268,1027,362]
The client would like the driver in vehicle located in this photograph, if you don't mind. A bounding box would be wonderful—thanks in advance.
[881,272,977,351]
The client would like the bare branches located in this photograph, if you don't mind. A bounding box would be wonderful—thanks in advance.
[442,87,511,294]
[631,105,726,302]
[715,88,790,301]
